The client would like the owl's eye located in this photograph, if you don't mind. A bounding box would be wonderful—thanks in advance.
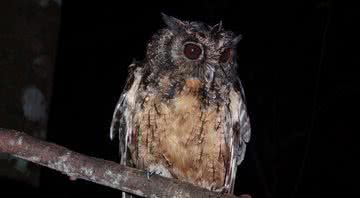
[184,43,202,60]
[219,48,232,63]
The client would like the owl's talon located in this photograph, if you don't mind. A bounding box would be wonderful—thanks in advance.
[145,169,162,179]
[145,170,153,179]
[214,186,228,198]
[216,190,226,198]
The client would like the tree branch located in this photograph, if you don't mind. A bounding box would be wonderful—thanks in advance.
[0,128,250,198]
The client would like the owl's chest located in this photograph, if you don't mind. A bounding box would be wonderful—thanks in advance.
[128,78,230,190]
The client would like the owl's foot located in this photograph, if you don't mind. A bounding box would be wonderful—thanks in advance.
[216,188,227,198]
[144,168,162,179]
[212,185,229,198]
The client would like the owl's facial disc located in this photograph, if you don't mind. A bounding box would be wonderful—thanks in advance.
[158,13,243,80]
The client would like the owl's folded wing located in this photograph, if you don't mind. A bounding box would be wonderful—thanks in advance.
[226,77,251,193]
[234,77,251,165]
[110,62,143,165]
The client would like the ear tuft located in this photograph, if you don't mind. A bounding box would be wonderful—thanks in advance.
[211,21,223,34]
[161,12,186,33]
[231,34,243,46]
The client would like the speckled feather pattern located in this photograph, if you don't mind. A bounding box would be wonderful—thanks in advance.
[110,14,251,197]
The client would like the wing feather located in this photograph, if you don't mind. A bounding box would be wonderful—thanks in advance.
[227,77,251,193]
[110,63,143,165]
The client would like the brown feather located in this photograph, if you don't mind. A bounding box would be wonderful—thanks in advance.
[128,78,231,190]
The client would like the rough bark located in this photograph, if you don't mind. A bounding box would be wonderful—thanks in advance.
[0,128,251,198]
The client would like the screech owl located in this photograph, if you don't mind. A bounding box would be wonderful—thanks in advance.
[110,13,251,197]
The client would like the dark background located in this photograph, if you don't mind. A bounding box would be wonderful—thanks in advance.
[1,0,358,198]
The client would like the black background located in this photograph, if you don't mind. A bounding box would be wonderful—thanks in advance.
[2,0,359,198]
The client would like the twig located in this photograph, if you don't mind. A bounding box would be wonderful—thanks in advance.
[0,128,250,198]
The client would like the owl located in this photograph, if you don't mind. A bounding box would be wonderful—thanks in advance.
[110,13,251,197]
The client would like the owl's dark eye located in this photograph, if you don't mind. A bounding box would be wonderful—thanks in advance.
[219,48,232,63]
[184,43,202,60]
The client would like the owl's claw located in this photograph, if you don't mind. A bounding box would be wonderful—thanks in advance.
[214,185,228,198]
[145,168,162,179]
[216,189,226,198]
[145,170,155,179]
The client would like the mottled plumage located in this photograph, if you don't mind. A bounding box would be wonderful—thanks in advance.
[110,14,251,197]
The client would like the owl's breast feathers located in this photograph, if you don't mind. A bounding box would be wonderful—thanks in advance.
[112,66,250,193]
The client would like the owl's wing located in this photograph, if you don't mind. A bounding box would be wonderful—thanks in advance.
[227,77,251,193]
[110,63,143,165]
[234,78,251,163]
